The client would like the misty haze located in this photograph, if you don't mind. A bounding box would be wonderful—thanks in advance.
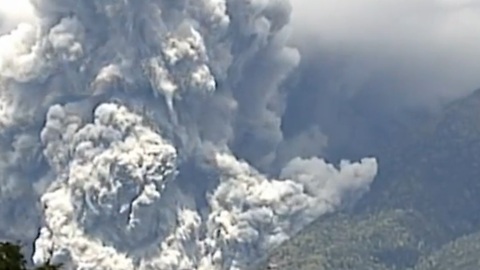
[0,1,479,270]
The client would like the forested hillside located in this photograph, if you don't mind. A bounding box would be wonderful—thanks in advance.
[257,89,480,270]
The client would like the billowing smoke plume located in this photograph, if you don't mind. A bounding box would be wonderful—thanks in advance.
[0,0,377,269]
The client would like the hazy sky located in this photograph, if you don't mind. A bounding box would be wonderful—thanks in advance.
[289,0,480,106]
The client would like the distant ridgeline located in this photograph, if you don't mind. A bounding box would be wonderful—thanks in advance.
[257,89,480,270]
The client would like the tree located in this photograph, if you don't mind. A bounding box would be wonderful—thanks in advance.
[0,241,62,270]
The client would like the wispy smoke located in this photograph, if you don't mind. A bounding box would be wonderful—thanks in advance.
[0,0,377,269]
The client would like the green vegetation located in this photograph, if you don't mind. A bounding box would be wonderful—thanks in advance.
[257,89,480,269]
[257,210,447,270]
[0,242,62,270]
[415,231,480,270]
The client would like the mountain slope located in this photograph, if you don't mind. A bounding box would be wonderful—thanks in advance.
[415,231,480,270]
[256,209,445,270]
[360,89,480,234]
[257,89,480,269]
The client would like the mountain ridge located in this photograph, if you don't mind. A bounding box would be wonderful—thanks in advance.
[256,88,480,269]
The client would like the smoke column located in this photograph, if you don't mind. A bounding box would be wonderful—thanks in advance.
[0,0,377,269]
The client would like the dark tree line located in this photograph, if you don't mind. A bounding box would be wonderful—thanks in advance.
[0,241,62,270]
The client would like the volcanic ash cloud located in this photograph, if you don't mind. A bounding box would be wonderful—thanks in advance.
[0,0,378,269]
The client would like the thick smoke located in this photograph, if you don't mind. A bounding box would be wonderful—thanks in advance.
[0,0,35,34]
[0,0,377,269]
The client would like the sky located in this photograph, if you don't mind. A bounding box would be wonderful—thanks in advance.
[289,0,480,106]
[276,0,480,160]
